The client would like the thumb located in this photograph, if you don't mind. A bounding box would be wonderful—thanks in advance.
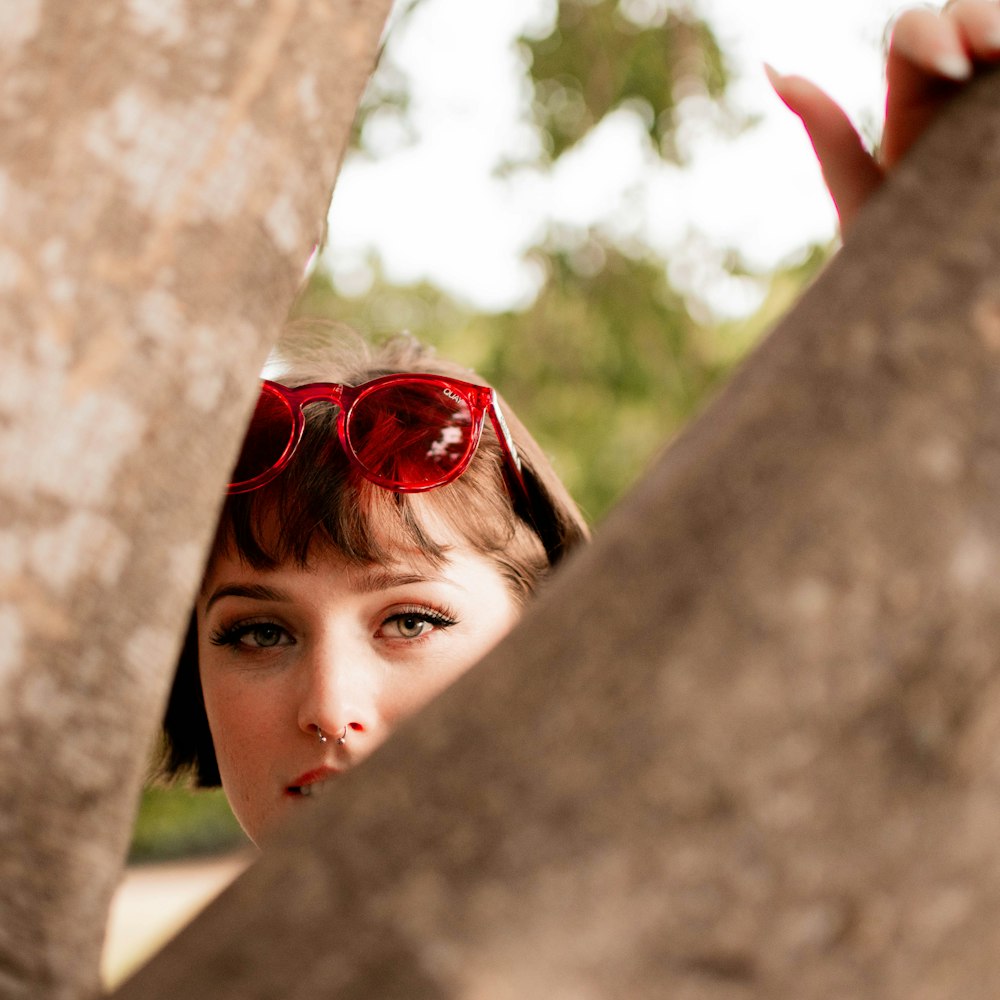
[765,64,884,237]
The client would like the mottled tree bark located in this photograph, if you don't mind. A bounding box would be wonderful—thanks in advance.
[0,2,390,998]
[112,70,1000,999]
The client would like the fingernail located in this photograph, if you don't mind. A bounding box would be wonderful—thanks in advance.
[763,62,793,103]
[763,62,784,87]
[982,4,1000,51]
[933,51,973,80]
[985,26,1000,53]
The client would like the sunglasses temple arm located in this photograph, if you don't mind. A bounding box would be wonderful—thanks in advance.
[488,400,527,493]
[488,401,565,564]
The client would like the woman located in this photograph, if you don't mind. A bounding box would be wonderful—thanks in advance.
[160,330,589,844]
[160,1,1000,847]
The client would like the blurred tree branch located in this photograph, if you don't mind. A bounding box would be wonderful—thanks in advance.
[0,1,390,997]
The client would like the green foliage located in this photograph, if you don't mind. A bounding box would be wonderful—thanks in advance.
[293,230,744,523]
[348,0,426,156]
[351,0,737,165]
[469,235,730,518]
[523,0,732,161]
[743,242,831,335]
[130,787,248,863]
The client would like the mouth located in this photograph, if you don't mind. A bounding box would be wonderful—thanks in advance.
[286,783,324,798]
[285,767,340,799]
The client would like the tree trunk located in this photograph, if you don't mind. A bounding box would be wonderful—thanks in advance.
[0,3,390,998]
[112,69,1000,999]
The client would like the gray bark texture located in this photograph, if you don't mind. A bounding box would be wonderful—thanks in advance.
[0,2,390,998]
[112,69,1000,999]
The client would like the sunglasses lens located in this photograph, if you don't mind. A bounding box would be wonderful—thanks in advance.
[230,385,296,490]
[346,380,476,489]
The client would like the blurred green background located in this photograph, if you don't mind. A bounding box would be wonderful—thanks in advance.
[132,0,829,862]
[130,787,248,862]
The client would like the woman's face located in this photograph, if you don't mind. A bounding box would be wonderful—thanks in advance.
[196,534,520,844]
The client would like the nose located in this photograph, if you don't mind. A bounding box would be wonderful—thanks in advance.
[296,636,379,747]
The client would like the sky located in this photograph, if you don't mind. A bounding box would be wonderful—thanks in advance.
[322,0,912,317]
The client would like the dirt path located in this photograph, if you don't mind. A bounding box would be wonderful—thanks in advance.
[102,851,254,989]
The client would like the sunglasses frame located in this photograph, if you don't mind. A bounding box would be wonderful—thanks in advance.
[228,374,529,505]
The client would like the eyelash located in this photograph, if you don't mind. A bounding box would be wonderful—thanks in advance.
[380,606,458,640]
[208,606,460,651]
[209,620,290,651]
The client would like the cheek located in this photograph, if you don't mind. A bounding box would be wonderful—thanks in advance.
[488,599,521,648]
[470,589,521,661]
[400,604,521,715]
[200,668,282,777]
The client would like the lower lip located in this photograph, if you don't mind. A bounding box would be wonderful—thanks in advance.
[285,784,320,798]
[285,771,340,798]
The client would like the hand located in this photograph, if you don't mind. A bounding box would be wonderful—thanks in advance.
[767,1,1000,236]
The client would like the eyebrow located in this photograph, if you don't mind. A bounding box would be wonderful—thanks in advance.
[204,583,289,613]
[360,569,436,592]
[203,568,443,613]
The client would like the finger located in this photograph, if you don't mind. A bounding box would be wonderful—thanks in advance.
[883,8,969,167]
[945,0,1000,61]
[889,7,972,81]
[766,66,884,236]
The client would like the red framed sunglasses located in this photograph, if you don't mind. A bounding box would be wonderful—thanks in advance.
[229,373,529,502]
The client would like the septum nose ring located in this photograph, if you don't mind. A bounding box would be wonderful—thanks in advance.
[316,726,348,745]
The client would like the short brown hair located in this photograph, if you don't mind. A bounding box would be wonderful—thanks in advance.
[159,325,589,786]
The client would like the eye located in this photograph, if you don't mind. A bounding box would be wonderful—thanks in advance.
[242,624,287,648]
[386,615,432,639]
[380,608,457,641]
[210,622,293,650]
